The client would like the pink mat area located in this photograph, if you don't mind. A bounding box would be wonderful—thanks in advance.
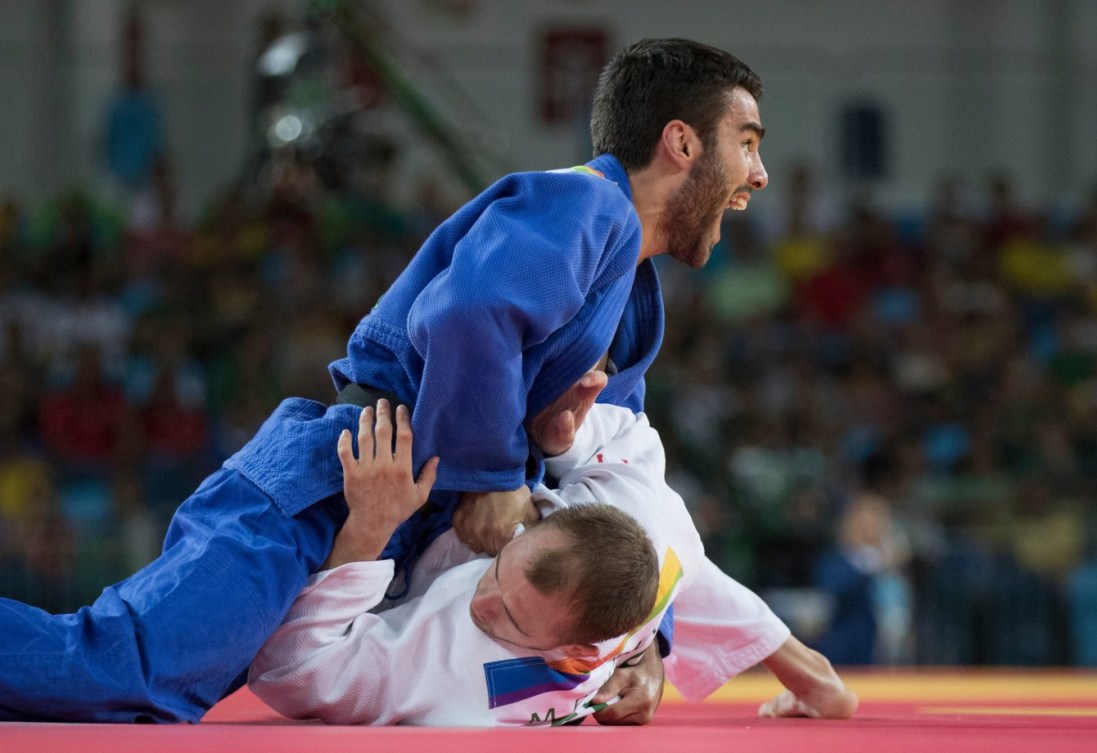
[2,671,1096,753]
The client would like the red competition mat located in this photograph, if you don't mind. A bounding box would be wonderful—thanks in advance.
[3,670,1095,753]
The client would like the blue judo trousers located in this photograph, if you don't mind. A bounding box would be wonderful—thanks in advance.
[0,399,469,723]
[0,401,353,722]
[0,470,339,722]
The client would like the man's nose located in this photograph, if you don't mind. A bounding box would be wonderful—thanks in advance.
[751,156,768,190]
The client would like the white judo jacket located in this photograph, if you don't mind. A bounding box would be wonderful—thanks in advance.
[248,405,788,726]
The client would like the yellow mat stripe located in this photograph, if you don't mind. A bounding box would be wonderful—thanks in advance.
[920,706,1097,717]
[664,670,1097,704]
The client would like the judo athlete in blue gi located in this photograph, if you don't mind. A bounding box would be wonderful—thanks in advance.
[0,38,769,723]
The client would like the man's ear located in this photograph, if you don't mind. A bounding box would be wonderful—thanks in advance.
[659,119,700,170]
[560,642,601,660]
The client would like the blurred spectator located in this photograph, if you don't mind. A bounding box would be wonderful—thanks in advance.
[1070,184,1097,248]
[762,161,840,248]
[37,344,133,468]
[924,173,981,264]
[123,320,211,518]
[1067,548,1097,666]
[279,305,347,403]
[982,172,1036,250]
[103,10,163,203]
[0,396,53,560]
[190,183,270,267]
[139,362,209,460]
[207,325,282,459]
[138,360,210,513]
[124,156,190,282]
[46,264,132,368]
[1008,479,1085,583]
[111,471,162,575]
[811,492,911,665]
[704,215,789,326]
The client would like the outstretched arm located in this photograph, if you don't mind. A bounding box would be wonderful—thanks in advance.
[662,556,856,720]
[758,636,859,719]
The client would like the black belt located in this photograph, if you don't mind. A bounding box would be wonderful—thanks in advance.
[334,382,407,412]
[335,383,410,446]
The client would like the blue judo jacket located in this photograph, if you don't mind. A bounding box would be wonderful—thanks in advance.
[229,155,665,523]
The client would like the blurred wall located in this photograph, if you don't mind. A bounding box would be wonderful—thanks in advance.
[0,0,1095,217]
[0,0,297,219]
[375,0,1097,213]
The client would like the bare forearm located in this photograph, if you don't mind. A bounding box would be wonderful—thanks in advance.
[762,635,839,697]
[760,636,859,719]
[323,513,393,570]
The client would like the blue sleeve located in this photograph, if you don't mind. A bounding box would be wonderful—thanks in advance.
[407,176,639,493]
[656,605,674,657]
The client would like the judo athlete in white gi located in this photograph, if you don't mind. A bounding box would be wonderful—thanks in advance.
[249,398,694,726]
[249,398,858,726]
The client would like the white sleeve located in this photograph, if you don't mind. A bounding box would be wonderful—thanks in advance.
[663,556,791,702]
[247,560,398,724]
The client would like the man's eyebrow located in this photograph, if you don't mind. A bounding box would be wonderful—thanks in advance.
[496,547,532,638]
[742,122,766,140]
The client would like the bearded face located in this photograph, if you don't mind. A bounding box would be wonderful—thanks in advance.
[655,87,767,268]
[657,139,733,269]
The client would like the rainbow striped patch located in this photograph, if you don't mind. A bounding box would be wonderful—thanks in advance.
[484,656,588,709]
[548,165,606,179]
[645,547,683,623]
[570,165,606,178]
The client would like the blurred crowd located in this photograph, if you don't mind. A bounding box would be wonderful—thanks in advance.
[0,149,447,612]
[649,166,1097,666]
[3,151,1097,666]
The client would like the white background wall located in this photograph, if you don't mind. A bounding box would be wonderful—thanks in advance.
[1,0,1095,219]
